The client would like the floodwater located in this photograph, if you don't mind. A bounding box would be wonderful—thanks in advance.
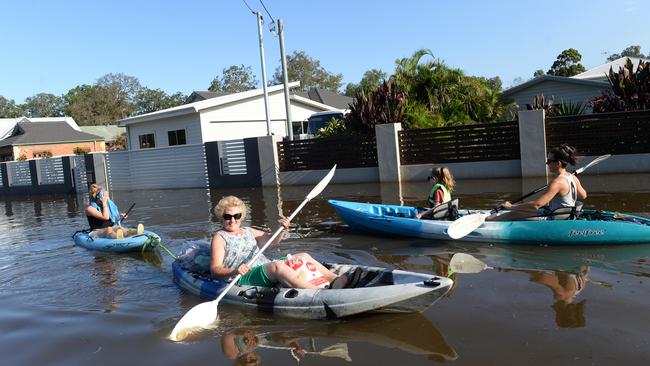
[1,174,650,365]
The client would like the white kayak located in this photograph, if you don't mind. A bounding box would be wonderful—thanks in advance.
[172,246,453,319]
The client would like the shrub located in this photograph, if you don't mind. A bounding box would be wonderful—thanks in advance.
[315,118,352,138]
[16,154,27,161]
[589,58,650,112]
[73,147,91,155]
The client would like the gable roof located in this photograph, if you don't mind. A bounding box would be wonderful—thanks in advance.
[0,116,81,140]
[294,88,353,110]
[502,75,610,97]
[79,125,126,140]
[185,90,225,103]
[0,122,103,148]
[117,81,301,126]
[573,57,650,81]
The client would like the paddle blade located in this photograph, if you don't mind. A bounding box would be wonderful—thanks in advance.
[447,213,488,239]
[449,253,492,274]
[306,165,336,200]
[319,343,352,361]
[574,154,610,175]
[169,301,218,341]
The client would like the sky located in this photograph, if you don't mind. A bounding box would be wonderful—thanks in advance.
[1,0,648,104]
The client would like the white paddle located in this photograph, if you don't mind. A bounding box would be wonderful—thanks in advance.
[169,165,337,341]
[259,342,352,362]
[449,253,493,274]
[447,154,611,240]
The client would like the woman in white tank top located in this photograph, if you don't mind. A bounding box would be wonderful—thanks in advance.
[489,144,587,221]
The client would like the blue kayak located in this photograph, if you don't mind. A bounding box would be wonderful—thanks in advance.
[328,199,650,246]
[73,229,161,252]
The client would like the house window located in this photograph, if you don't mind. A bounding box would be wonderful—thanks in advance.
[33,151,53,159]
[168,129,187,146]
[139,133,156,149]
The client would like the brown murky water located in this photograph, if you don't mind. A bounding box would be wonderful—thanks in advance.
[1,175,650,365]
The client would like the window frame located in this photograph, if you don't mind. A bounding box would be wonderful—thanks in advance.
[139,133,156,149]
[167,129,187,146]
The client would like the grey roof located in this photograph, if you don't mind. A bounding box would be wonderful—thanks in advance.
[502,75,610,97]
[294,88,353,110]
[0,122,104,147]
[79,125,125,140]
[185,91,225,103]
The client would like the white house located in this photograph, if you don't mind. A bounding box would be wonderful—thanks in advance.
[116,82,341,150]
[502,57,649,112]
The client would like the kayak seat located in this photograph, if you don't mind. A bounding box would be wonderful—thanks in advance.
[421,199,460,220]
[549,201,583,220]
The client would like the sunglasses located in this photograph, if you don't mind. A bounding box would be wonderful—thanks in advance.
[222,213,242,221]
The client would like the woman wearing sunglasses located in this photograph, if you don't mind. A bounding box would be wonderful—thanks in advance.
[488,144,587,221]
[209,195,344,289]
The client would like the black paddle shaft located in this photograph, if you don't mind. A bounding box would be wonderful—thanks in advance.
[495,169,584,213]
[121,203,136,223]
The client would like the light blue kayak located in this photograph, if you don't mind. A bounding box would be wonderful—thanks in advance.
[328,199,650,246]
[73,229,161,252]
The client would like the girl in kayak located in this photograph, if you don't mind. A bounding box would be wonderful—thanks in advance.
[489,144,588,221]
[416,166,456,219]
[210,195,349,289]
[85,184,143,238]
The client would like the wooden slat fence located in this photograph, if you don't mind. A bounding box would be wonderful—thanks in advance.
[546,110,650,156]
[278,135,378,171]
[399,121,520,165]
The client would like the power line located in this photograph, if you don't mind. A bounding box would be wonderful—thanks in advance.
[258,0,275,22]
[241,0,255,14]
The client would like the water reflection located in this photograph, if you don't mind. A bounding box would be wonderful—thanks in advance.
[529,269,589,328]
[218,312,457,365]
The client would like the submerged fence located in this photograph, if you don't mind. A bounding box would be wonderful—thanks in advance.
[398,121,520,165]
[277,134,378,171]
[0,156,77,195]
[546,110,650,156]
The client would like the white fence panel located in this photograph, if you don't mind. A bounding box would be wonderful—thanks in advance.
[37,157,65,185]
[105,151,132,190]
[219,139,247,175]
[105,144,208,190]
[6,161,32,186]
[71,155,88,192]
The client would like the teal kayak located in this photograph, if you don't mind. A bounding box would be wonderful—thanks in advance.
[328,199,650,245]
[73,229,161,252]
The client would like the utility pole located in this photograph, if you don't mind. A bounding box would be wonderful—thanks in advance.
[256,12,272,136]
[277,19,293,140]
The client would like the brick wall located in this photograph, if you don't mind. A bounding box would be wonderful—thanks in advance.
[12,141,105,159]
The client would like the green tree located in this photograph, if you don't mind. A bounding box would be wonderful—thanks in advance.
[607,45,646,61]
[0,96,23,117]
[344,69,387,97]
[272,50,343,92]
[64,85,112,126]
[533,69,546,77]
[393,49,512,127]
[133,88,186,115]
[547,48,586,77]
[209,64,258,93]
[96,73,142,119]
[22,93,65,117]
